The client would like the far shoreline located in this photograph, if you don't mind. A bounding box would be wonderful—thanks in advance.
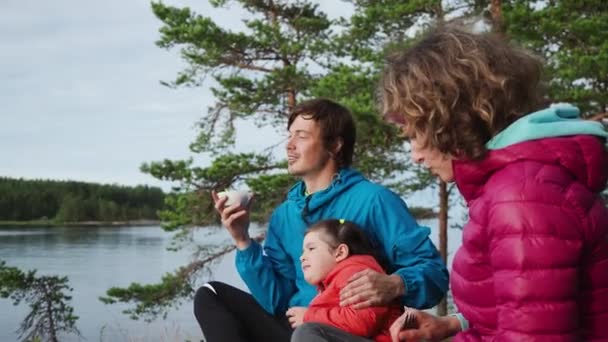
[0,219,160,228]
[1,206,438,228]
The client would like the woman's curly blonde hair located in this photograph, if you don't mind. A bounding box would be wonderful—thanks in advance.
[379,25,545,160]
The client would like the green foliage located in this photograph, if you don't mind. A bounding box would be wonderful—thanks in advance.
[100,242,238,322]
[0,261,32,300]
[151,0,332,153]
[141,153,285,229]
[0,177,164,223]
[54,194,85,223]
[338,0,441,62]
[100,271,193,323]
[0,261,81,342]
[504,0,608,115]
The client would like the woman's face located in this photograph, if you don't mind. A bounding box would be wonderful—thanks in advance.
[410,137,455,182]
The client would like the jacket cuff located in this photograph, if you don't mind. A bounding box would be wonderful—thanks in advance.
[235,239,261,262]
[449,313,469,332]
[395,270,418,306]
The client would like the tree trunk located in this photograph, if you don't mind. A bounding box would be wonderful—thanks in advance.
[287,89,297,112]
[431,0,449,317]
[437,180,448,316]
[490,0,505,36]
[43,282,59,342]
[589,112,607,122]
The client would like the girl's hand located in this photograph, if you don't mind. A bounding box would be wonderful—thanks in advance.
[286,306,307,328]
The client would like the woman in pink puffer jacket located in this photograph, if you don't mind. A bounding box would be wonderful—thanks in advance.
[379,26,608,341]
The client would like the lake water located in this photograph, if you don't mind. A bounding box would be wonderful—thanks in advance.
[0,220,461,342]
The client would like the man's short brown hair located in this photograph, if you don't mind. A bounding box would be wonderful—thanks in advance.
[288,98,356,168]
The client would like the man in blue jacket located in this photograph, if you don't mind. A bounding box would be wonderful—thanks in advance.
[194,98,448,341]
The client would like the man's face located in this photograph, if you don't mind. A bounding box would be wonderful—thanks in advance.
[286,115,331,177]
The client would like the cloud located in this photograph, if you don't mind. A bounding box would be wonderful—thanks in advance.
[0,0,353,189]
[0,0,215,188]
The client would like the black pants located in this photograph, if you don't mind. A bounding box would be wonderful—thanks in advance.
[194,281,292,342]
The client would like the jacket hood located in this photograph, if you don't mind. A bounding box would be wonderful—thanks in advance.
[486,104,608,150]
[454,135,608,202]
[320,254,382,290]
[287,168,366,218]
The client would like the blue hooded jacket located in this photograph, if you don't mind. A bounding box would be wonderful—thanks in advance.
[235,168,449,315]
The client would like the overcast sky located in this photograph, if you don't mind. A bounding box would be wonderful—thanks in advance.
[1,0,348,189]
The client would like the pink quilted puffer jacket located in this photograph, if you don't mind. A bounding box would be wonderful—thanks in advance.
[451,135,608,341]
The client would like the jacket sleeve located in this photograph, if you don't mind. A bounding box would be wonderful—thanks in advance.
[371,188,449,309]
[488,201,581,341]
[235,209,296,315]
[303,264,390,337]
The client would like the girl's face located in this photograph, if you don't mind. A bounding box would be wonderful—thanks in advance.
[300,230,344,286]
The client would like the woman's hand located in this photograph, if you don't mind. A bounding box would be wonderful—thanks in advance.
[286,306,307,328]
[339,270,404,309]
[389,308,460,342]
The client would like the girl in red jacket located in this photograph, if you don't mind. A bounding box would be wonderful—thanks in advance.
[289,219,402,342]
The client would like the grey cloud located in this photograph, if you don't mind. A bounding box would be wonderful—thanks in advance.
[0,0,352,188]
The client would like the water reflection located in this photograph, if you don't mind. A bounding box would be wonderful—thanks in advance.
[0,225,238,342]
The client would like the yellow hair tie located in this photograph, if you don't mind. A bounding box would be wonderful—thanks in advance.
[339,219,345,224]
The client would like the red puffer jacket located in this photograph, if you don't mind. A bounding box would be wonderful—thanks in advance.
[303,255,402,342]
[451,135,608,341]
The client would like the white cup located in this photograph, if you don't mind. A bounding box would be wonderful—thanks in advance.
[217,190,252,207]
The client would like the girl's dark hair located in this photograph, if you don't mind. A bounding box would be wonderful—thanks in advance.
[306,219,375,257]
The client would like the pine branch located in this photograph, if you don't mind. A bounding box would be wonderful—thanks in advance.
[100,232,267,321]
